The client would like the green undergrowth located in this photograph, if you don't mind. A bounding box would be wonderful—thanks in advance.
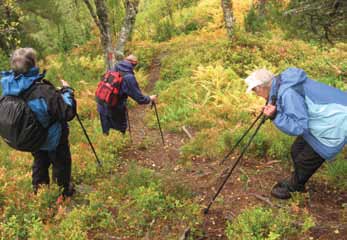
[322,153,347,189]
[225,206,315,240]
[0,110,201,239]
[142,29,347,163]
[1,0,347,238]
[0,160,201,239]
[0,50,201,238]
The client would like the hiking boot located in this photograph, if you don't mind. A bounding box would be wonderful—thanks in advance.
[271,178,305,200]
[62,183,75,198]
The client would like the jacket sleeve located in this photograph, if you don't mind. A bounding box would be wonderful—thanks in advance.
[123,74,151,105]
[272,88,309,136]
[47,86,77,122]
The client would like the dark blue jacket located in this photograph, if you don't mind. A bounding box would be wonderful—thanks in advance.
[1,67,76,151]
[98,60,150,116]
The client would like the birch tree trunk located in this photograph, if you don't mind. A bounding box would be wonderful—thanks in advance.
[83,0,113,69]
[115,0,140,61]
[221,0,234,39]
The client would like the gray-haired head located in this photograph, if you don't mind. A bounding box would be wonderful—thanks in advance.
[10,48,37,75]
[245,69,274,93]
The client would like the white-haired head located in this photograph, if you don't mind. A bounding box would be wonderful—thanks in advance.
[245,69,274,93]
[10,48,37,75]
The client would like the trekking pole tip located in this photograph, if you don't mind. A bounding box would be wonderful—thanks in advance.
[203,207,210,215]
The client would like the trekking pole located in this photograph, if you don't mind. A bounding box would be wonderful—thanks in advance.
[126,107,132,143]
[220,112,264,165]
[151,102,165,145]
[205,96,277,214]
[204,116,266,214]
[76,113,102,167]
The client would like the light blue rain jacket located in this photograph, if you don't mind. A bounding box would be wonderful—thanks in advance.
[269,68,347,160]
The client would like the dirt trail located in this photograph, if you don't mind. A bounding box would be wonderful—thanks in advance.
[120,53,347,240]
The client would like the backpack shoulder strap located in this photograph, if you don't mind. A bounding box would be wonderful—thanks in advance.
[118,71,131,79]
[20,81,42,101]
[20,71,54,101]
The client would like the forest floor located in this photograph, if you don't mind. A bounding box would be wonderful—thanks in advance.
[119,53,347,240]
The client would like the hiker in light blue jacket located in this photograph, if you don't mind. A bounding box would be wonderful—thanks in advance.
[245,67,347,199]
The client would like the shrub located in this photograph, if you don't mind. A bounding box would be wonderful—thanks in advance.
[225,206,315,240]
[323,155,347,189]
[113,165,201,237]
[244,5,267,33]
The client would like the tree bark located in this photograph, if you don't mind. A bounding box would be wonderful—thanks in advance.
[221,0,234,39]
[83,0,113,69]
[115,0,139,61]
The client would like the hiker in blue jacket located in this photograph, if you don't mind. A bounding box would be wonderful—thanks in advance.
[245,68,347,199]
[97,54,157,135]
[0,48,77,198]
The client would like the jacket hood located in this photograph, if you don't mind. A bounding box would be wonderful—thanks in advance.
[1,67,44,96]
[114,60,134,73]
[270,67,308,100]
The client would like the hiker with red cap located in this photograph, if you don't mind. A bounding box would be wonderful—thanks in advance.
[245,68,347,199]
[97,54,157,135]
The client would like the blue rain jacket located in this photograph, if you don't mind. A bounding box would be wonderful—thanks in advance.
[270,67,347,160]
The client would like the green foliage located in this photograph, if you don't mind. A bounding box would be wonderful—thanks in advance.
[225,206,315,240]
[151,23,346,160]
[0,185,60,240]
[267,133,293,160]
[135,0,204,41]
[0,0,93,57]
[244,4,267,33]
[0,45,201,238]
[324,155,347,189]
[107,0,126,40]
[280,0,347,43]
[130,41,158,70]
[181,128,225,159]
[0,0,22,54]
[154,19,178,42]
[113,165,201,237]
[1,0,347,238]
[44,52,104,88]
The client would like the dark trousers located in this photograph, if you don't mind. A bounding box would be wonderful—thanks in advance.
[99,109,127,134]
[32,125,71,192]
[291,136,325,186]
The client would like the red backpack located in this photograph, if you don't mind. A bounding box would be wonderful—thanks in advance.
[95,71,124,107]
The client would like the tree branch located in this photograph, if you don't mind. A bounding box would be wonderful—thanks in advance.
[82,0,102,31]
[115,0,139,60]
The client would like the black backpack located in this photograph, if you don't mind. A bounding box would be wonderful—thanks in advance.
[0,81,48,152]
